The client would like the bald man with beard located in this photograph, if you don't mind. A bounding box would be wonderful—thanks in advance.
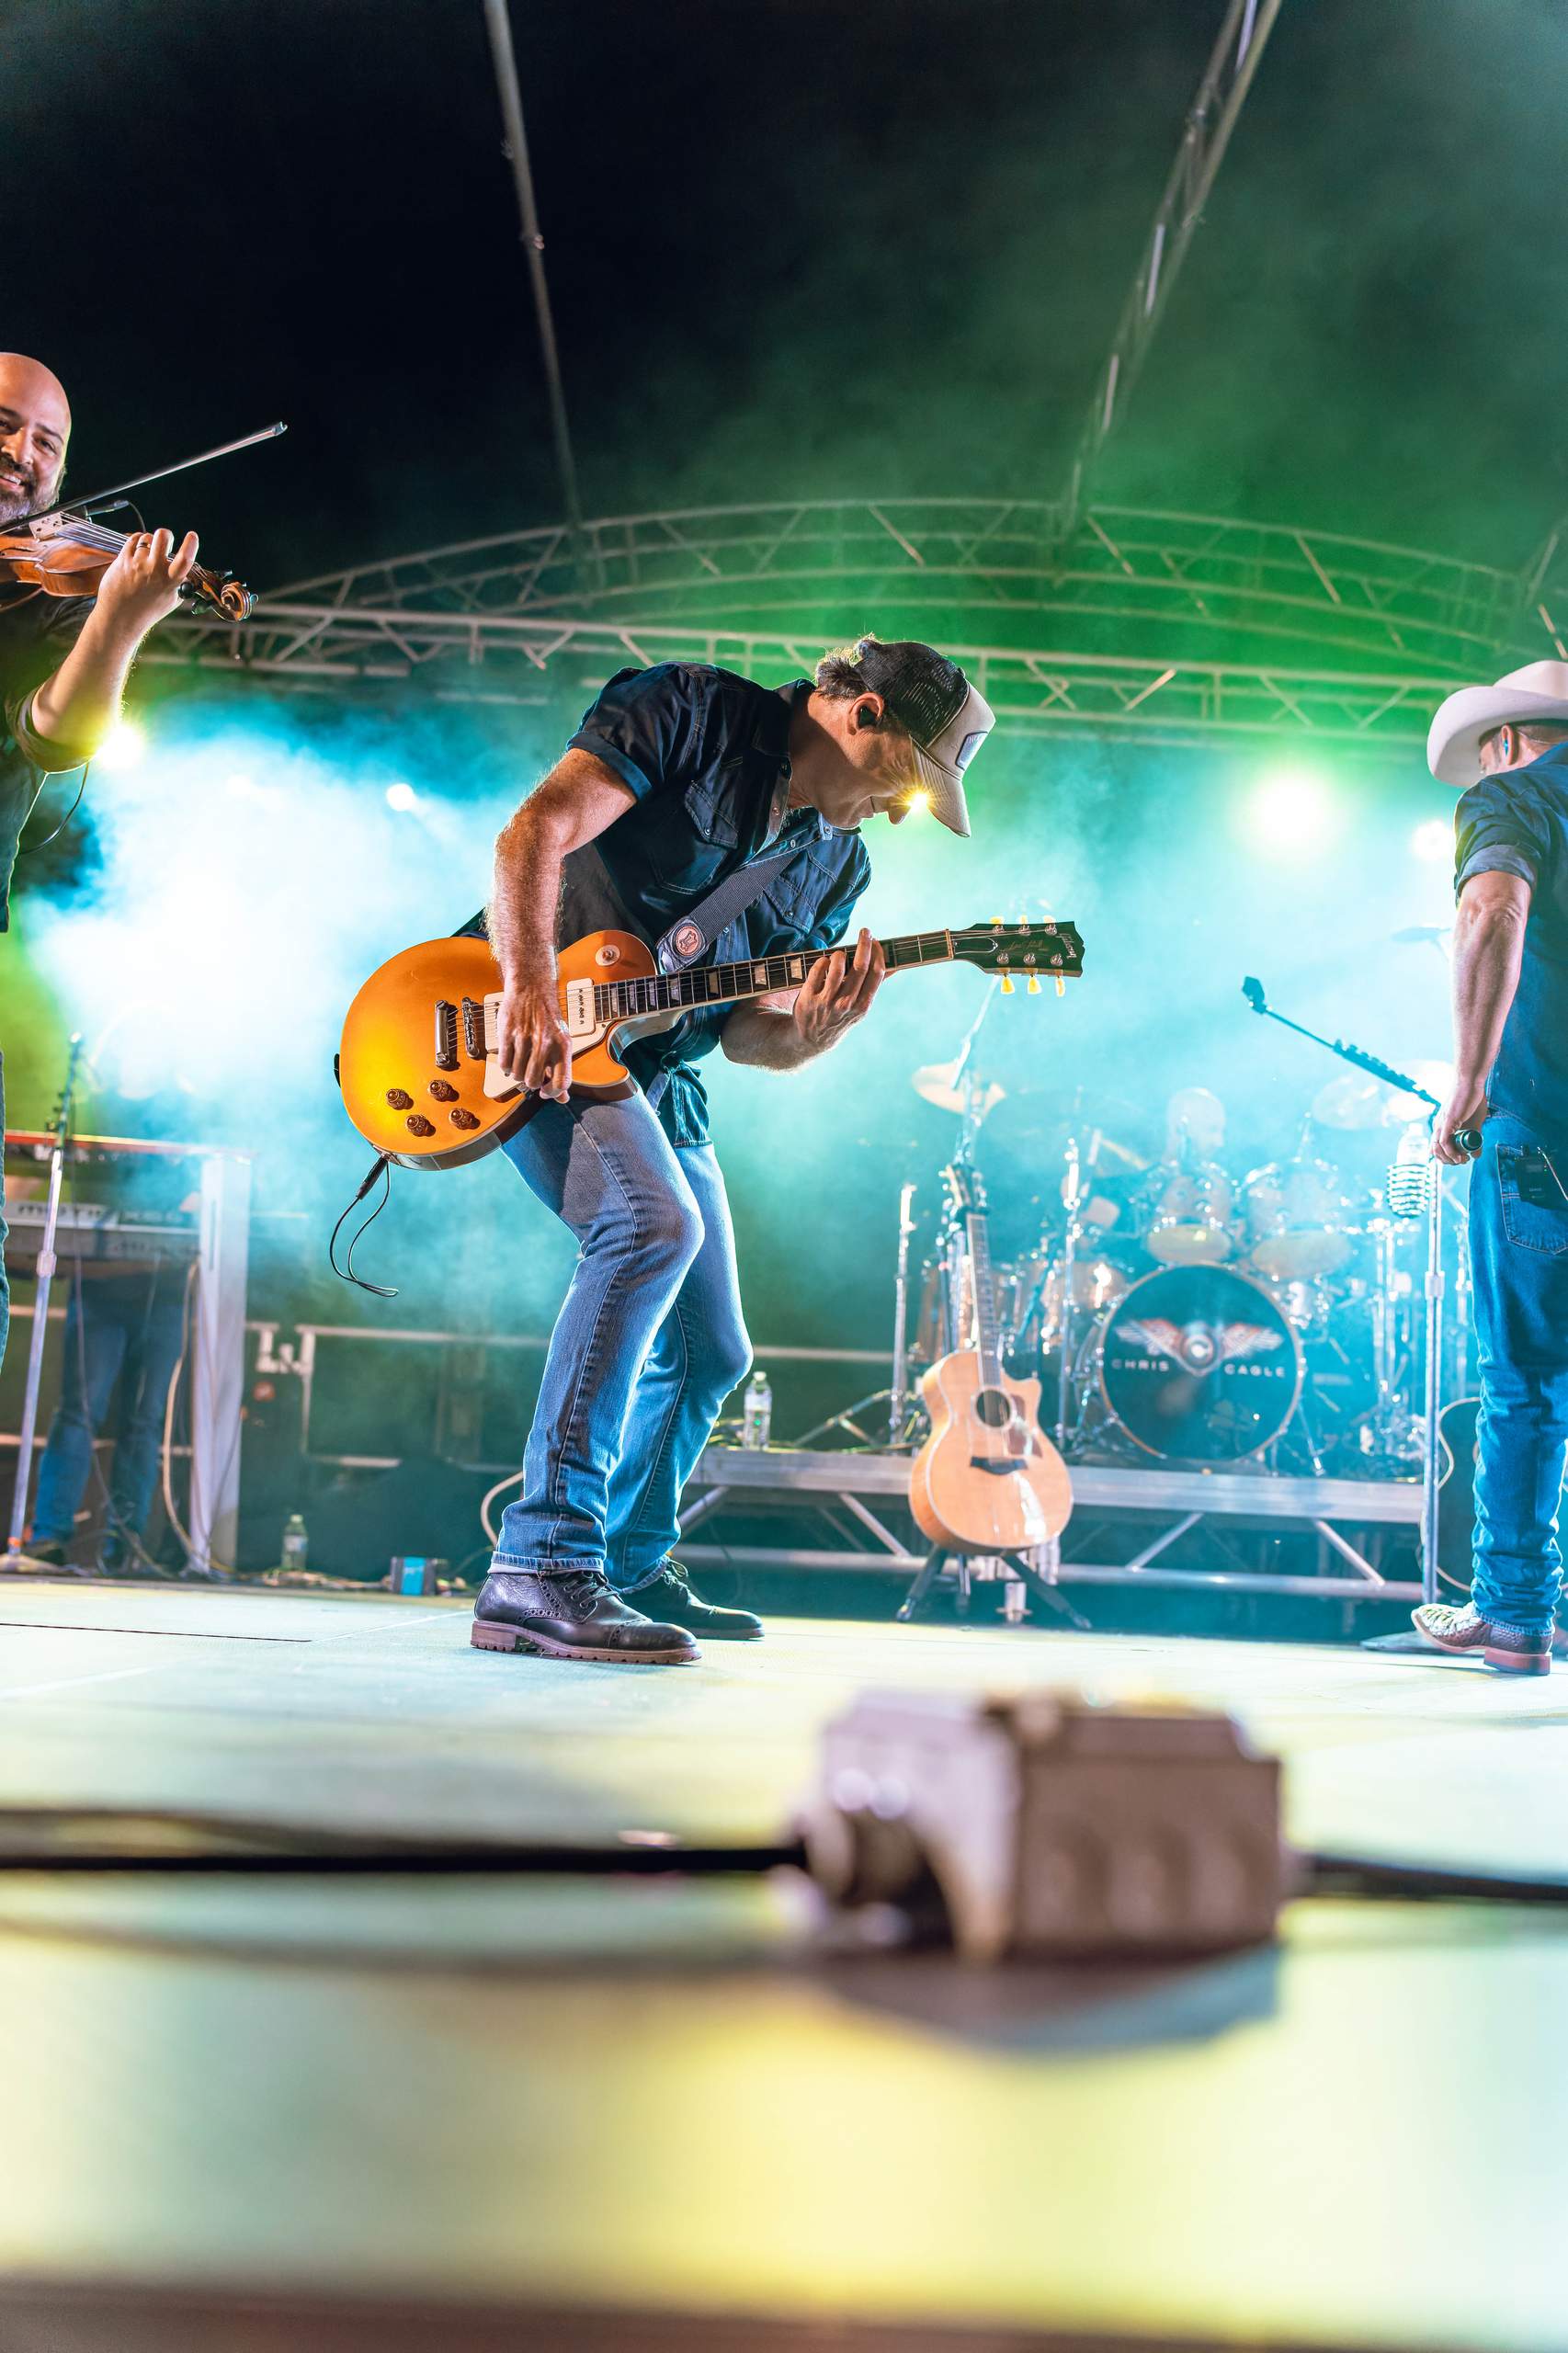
[0,352,199,1371]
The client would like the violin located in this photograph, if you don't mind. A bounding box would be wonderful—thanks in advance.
[0,510,255,622]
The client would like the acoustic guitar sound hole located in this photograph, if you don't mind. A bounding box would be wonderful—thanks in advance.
[974,1389,1013,1429]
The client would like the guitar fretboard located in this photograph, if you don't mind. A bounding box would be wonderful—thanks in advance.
[597,931,956,1021]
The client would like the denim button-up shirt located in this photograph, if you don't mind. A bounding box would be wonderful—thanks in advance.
[498,663,871,1147]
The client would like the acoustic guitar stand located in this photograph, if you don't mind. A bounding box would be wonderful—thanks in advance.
[896,1542,1090,1631]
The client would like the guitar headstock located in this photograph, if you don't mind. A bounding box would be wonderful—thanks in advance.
[951,919,1084,993]
[941,1159,989,1221]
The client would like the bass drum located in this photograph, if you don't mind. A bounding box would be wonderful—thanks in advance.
[1099,1264,1303,1462]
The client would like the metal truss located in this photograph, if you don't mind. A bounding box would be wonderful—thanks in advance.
[1062,0,1287,529]
[141,497,1541,752]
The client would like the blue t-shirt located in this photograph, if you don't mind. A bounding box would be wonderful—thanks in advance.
[1454,743,1568,1143]
[487,663,871,1148]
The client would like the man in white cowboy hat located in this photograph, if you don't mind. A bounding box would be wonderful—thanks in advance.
[1414,659,1568,1673]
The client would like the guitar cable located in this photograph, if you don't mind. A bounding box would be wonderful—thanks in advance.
[328,1153,397,1300]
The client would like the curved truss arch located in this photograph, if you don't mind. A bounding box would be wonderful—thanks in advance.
[144,499,1556,754]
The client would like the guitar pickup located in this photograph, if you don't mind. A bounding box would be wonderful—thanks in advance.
[433,1000,460,1072]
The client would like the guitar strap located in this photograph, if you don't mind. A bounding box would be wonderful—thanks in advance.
[653,842,804,975]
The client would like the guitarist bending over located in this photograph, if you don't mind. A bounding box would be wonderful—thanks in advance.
[472,637,994,1665]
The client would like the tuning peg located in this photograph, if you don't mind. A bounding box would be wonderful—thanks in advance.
[1028,973,1040,995]
[1000,973,1015,995]
[1055,976,1066,998]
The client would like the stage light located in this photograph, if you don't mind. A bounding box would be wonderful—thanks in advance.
[1411,817,1451,863]
[97,719,146,772]
[225,772,256,798]
[1245,766,1339,855]
[385,780,417,813]
[905,789,931,817]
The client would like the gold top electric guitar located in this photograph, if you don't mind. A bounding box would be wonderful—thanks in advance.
[338,918,1085,1171]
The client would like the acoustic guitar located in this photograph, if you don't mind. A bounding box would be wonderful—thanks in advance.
[338,918,1085,1171]
[910,1165,1074,1554]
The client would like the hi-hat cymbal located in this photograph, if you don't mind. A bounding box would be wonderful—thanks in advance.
[911,1059,1006,1119]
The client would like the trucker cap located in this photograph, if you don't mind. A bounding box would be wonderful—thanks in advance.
[850,637,994,837]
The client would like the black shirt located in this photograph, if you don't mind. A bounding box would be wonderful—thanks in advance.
[1454,743,1568,1143]
[477,662,871,1148]
[0,587,95,932]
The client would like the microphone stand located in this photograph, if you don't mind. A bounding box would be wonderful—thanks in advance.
[5,1037,84,1568]
[1241,978,1474,1608]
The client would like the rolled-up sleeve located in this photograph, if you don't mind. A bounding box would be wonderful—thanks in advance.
[1454,775,1547,893]
[566,664,703,802]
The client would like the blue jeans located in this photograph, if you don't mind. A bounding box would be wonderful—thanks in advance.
[32,1270,186,1556]
[1469,1113,1568,1636]
[494,1089,753,1593]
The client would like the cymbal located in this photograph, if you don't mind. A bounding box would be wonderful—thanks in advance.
[980,1086,1152,1173]
[911,1059,1006,1119]
[1311,1063,1453,1132]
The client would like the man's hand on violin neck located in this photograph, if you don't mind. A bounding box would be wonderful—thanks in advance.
[495,972,573,1102]
[96,527,199,633]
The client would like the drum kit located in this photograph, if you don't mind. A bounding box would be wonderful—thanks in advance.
[908,1045,1466,1476]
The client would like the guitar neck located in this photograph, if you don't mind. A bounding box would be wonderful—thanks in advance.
[598,931,955,1022]
[966,1211,1004,1382]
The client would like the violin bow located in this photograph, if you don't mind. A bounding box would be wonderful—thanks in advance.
[28,420,288,524]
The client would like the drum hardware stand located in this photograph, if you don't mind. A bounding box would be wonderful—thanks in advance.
[4,1036,84,1570]
[1055,1134,1083,1453]
[793,1182,925,1451]
[1241,978,1481,1607]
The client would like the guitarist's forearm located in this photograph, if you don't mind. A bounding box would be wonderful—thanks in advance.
[721,1006,824,1070]
[488,752,639,983]
[489,806,565,983]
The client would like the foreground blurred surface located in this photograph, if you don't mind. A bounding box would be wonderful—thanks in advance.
[0,1584,1564,2350]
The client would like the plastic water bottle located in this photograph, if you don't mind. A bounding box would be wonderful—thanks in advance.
[281,1512,310,1574]
[741,1370,773,1449]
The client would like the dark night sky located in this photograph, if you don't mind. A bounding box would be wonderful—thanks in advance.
[12,0,1568,593]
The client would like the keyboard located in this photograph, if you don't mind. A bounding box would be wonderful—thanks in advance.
[3,1199,199,1266]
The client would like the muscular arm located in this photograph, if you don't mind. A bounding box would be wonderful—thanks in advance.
[1432,869,1532,1164]
[722,929,886,1070]
[487,747,635,1095]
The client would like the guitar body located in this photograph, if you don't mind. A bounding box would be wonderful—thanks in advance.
[910,1354,1074,1554]
[338,930,672,1170]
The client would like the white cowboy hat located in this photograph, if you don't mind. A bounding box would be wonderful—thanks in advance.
[1426,658,1568,788]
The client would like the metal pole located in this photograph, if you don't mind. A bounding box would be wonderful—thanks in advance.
[482,0,589,558]
[888,1183,916,1448]
[1055,1135,1080,1451]
[1419,1164,1445,1604]
[5,1037,83,1565]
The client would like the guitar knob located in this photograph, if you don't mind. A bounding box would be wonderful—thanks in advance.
[428,1080,458,1102]
[385,1088,413,1110]
[450,1108,480,1131]
[405,1115,436,1137]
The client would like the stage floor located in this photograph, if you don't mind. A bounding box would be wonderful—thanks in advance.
[1,1580,1565,2350]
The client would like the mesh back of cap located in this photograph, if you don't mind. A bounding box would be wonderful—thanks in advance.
[857,640,969,749]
